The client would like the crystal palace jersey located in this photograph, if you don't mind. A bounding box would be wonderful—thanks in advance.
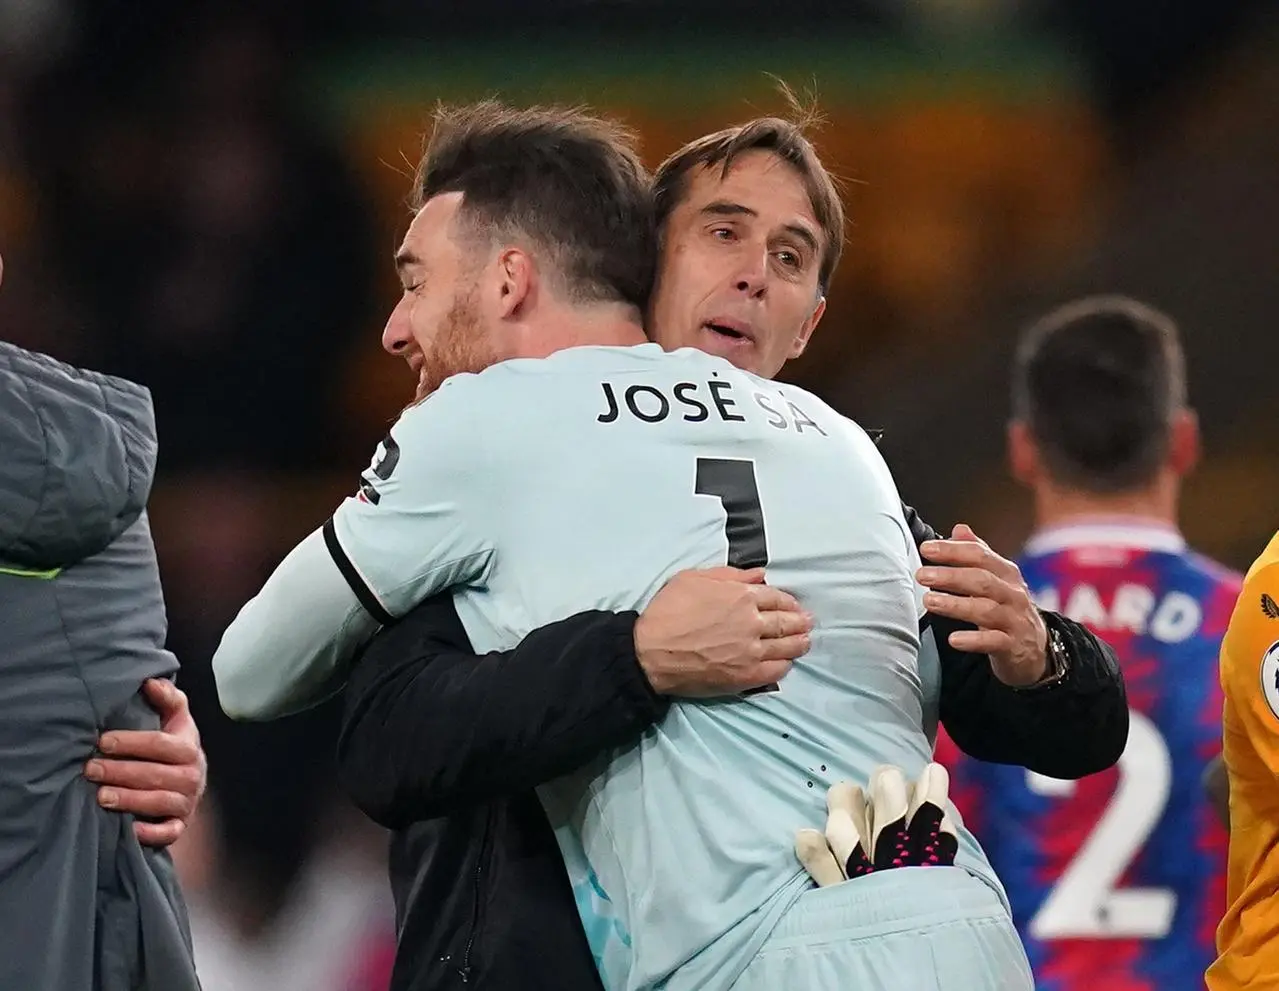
[938,518,1239,991]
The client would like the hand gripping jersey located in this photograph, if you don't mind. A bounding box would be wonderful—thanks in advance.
[214,343,1003,991]
[1207,531,1279,991]
[937,519,1238,991]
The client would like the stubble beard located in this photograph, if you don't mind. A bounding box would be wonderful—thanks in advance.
[410,286,496,406]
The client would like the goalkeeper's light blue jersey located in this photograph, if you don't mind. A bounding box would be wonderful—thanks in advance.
[214,343,1003,991]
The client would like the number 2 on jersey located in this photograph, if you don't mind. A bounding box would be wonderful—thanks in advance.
[695,458,777,694]
[1025,709,1175,939]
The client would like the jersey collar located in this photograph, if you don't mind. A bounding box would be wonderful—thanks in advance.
[1024,516,1186,557]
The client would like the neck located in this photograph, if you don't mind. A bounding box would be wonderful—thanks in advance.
[512,301,647,358]
[1033,473,1180,533]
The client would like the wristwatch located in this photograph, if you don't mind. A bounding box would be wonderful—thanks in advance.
[1013,622,1071,692]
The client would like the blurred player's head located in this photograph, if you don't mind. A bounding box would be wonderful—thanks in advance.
[647,105,843,379]
[383,101,656,399]
[1008,295,1198,522]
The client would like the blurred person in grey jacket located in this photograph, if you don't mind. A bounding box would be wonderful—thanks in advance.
[0,250,203,990]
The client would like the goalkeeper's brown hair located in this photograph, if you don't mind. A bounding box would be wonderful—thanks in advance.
[413,100,657,311]
[1011,295,1189,493]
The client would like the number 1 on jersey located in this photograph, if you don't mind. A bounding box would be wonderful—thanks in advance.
[695,458,777,695]
[695,458,769,568]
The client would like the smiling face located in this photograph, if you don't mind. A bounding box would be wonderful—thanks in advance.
[380,192,497,401]
[647,150,827,379]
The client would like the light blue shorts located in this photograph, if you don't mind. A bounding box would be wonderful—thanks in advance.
[730,867,1033,991]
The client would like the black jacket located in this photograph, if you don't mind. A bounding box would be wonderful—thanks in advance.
[336,506,1126,991]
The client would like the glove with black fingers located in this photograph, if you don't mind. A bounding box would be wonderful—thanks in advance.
[794,763,959,886]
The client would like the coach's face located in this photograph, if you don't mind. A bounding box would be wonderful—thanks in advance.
[383,193,494,401]
[649,151,826,379]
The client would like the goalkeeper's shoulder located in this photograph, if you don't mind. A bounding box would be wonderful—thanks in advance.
[398,361,565,453]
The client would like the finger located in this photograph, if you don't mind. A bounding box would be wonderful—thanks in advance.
[98,729,200,765]
[903,801,950,866]
[691,566,766,584]
[142,678,187,718]
[950,523,981,543]
[917,566,1012,603]
[918,538,982,565]
[907,763,951,823]
[750,584,804,614]
[98,786,193,819]
[869,767,910,869]
[919,540,1019,583]
[848,781,873,854]
[938,810,960,851]
[867,766,909,844]
[915,805,960,868]
[947,629,1015,655]
[757,634,811,663]
[144,681,202,748]
[795,829,845,887]
[85,757,203,795]
[737,659,793,692]
[766,610,813,639]
[923,592,1009,628]
[824,783,865,871]
[134,818,186,849]
[746,664,787,685]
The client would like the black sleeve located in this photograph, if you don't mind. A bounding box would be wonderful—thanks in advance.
[904,502,1129,779]
[336,593,668,829]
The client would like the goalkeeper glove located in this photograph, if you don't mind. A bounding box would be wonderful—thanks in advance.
[794,762,959,887]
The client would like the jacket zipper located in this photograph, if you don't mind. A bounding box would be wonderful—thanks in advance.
[458,811,493,983]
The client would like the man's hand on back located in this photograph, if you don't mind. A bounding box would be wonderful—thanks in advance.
[916,524,1050,687]
[84,678,208,847]
[635,567,812,697]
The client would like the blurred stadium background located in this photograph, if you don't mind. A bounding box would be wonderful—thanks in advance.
[1,1,1275,987]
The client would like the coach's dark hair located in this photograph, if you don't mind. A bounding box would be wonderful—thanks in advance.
[652,95,844,293]
[1011,295,1188,493]
[413,100,657,310]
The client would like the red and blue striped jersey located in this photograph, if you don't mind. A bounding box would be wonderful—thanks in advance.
[938,518,1239,991]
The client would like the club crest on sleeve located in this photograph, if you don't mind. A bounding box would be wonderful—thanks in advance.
[354,433,401,505]
[1262,593,1279,620]
[1261,641,1279,721]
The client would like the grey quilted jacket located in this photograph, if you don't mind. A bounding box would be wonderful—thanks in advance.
[0,341,199,990]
